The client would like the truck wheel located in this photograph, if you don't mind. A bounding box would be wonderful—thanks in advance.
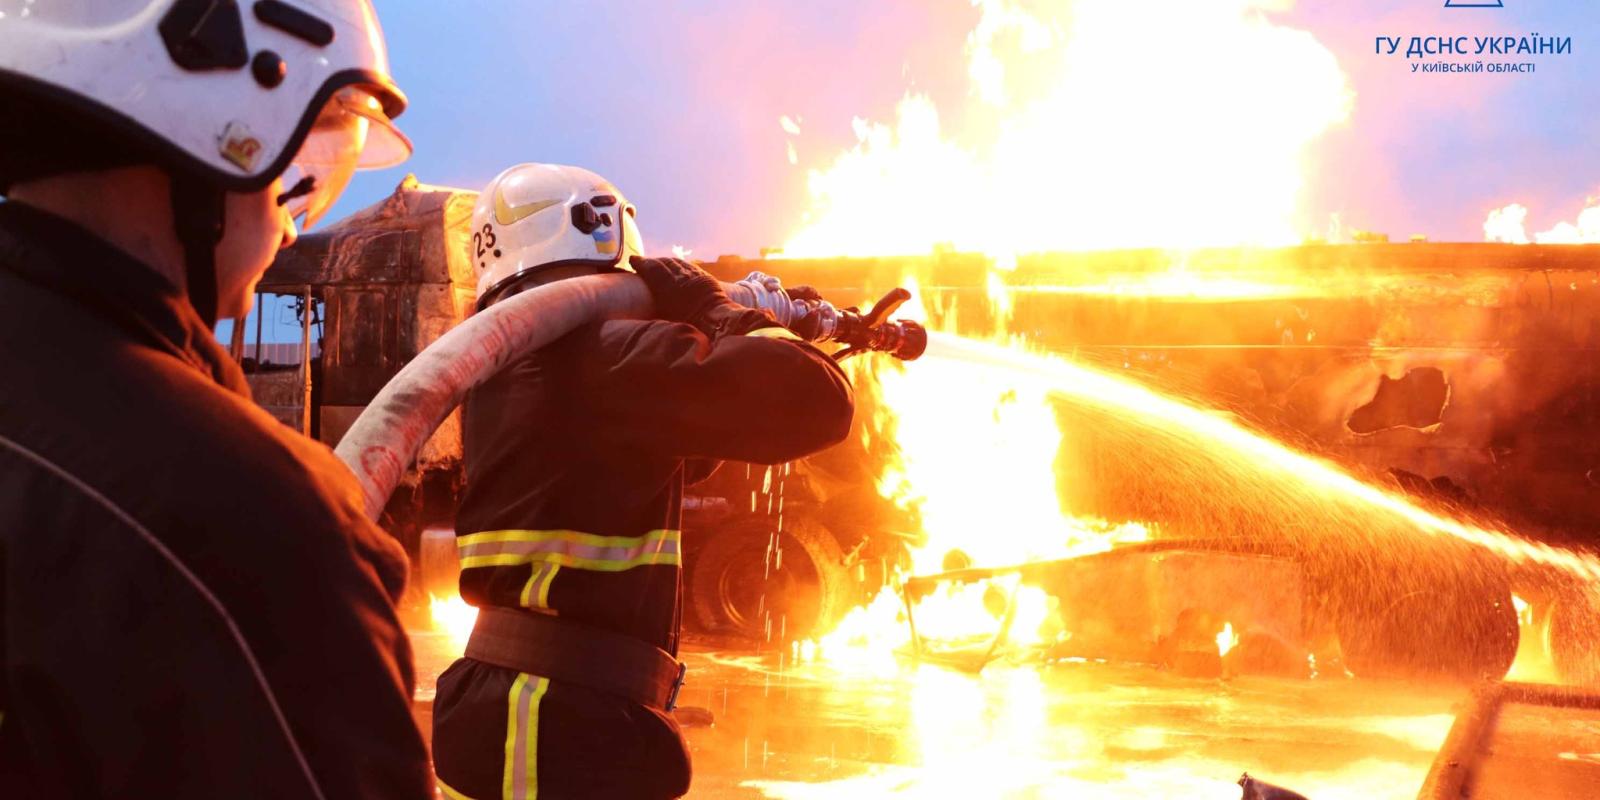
[1335,572,1518,681]
[689,516,847,643]
[1548,589,1600,686]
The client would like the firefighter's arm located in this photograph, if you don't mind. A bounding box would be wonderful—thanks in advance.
[7,442,432,799]
[572,257,854,463]
[247,457,435,799]
[573,318,854,463]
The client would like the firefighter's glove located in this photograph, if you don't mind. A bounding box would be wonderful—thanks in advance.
[784,284,823,303]
[788,309,828,341]
[632,256,739,333]
[778,283,828,340]
[731,271,831,340]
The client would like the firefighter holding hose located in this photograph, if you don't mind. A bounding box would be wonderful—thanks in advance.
[432,163,856,799]
[0,1,430,796]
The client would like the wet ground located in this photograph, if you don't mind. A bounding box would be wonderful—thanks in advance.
[410,631,1466,799]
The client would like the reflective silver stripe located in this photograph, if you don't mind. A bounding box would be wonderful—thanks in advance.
[519,562,560,609]
[505,673,549,800]
[0,434,328,800]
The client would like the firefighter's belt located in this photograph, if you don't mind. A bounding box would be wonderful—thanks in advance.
[466,606,687,711]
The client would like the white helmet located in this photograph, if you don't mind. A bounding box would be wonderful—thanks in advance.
[471,163,646,308]
[0,0,411,227]
[0,0,412,324]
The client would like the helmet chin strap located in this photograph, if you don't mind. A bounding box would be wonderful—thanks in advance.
[169,175,226,328]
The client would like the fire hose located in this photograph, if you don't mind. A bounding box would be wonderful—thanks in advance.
[334,271,925,520]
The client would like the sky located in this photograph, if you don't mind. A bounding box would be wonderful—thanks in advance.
[1288,0,1600,241]
[316,0,1600,258]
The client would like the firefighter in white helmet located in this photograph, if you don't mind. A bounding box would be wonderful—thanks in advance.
[431,163,855,799]
[467,163,648,307]
[0,1,428,797]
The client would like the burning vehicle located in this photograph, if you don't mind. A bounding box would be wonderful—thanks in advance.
[241,176,1600,690]
[190,0,1600,795]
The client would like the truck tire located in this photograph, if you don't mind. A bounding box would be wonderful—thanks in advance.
[688,516,847,643]
[1548,589,1600,686]
[1334,570,1518,681]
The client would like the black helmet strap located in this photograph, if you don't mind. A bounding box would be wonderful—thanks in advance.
[169,175,226,328]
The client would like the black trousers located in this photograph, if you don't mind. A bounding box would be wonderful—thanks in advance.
[432,657,691,799]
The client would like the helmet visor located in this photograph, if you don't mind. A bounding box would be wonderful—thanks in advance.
[279,87,412,230]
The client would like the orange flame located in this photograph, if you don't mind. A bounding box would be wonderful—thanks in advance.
[777,0,1600,687]
[778,0,1352,261]
[810,282,1600,669]
[430,592,478,651]
[1215,622,1239,659]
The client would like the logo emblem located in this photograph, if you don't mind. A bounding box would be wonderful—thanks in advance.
[494,191,560,226]
[218,121,263,171]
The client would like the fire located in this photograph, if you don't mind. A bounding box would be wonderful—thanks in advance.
[771,0,1600,697]
[1017,272,1308,302]
[871,291,1146,574]
[813,275,1149,666]
[810,280,1600,669]
[778,0,1352,260]
[1512,593,1533,627]
[1215,622,1239,659]
[430,592,478,650]
[1505,592,1558,683]
[923,333,1600,586]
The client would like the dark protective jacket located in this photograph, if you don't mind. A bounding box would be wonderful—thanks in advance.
[0,203,431,799]
[454,303,856,653]
[435,281,855,799]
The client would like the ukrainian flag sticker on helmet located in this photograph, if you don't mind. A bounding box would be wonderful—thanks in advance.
[593,226,618,255]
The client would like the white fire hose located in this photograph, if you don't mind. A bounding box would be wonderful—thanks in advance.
[333,272,827,520]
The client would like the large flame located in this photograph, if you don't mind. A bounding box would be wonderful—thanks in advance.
[778,0,1352,260]
[778,1,1600,675]
[756,3,1599,795]
[815,276,1150,665]
[806,256,1600,668]
[871,281,1149,576]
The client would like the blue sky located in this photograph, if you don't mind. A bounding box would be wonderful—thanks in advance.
[325,1,971,258]
[1288,0,1600,240]
[320,1,1600,253]
[234,1,1600,342]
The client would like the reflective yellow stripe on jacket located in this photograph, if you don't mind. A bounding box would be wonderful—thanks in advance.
[459,529,681,609]
[457,529,682,572]
[745,326,802,341]
[435,778,475,800]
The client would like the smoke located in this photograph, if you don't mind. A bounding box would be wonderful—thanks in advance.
[1483,204,1530,244]
[1484,199,1600,244]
